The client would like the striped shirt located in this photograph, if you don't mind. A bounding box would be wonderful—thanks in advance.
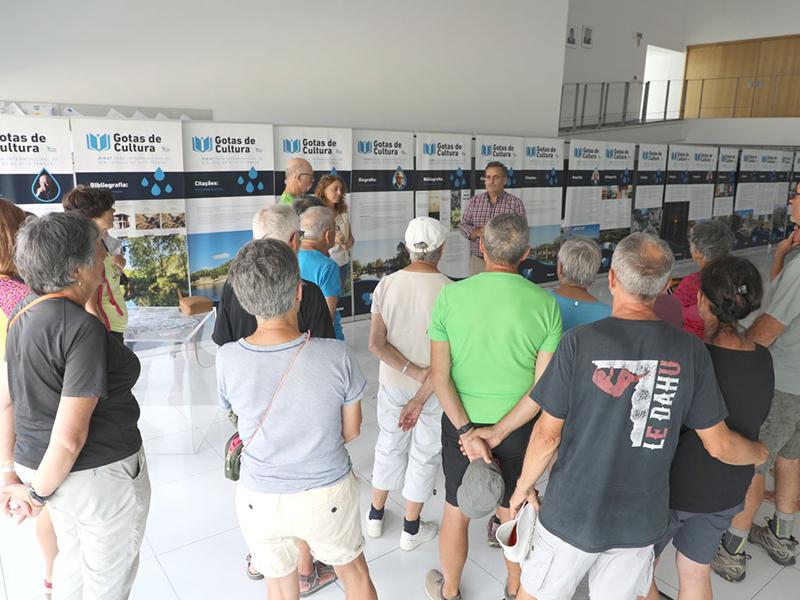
[459,190,527,257]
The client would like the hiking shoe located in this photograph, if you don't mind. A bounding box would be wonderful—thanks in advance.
[487,514,501,548]
[366,509,384,538]
[748,518,798,566]
[710,543,749,583]
[401,520,438,551]
[424,570,461,600]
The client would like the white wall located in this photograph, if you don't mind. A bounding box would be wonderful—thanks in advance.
[561,121,686,144]
[682,118,800,148]
[0,0,569,137]
[563,0,688,85]
[685,0,800,46]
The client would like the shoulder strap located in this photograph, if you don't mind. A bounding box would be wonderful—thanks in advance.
[7,293,75,331]
[241,332,311,454]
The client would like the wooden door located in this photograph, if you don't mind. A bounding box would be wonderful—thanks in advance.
[683,42,761,118]
[751,37,800,117]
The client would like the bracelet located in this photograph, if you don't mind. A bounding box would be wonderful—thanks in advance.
[1,459,14,469]
[0,467,15,473]
[401,360,411,374]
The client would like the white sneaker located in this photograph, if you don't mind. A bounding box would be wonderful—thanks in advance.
[366,510,384,538]
[401,520,438,551]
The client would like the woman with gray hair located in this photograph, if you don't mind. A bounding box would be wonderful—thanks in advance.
[217,238,377,599]
[674,220,735,339]
[550,236,611,331]
[0,212,149,599]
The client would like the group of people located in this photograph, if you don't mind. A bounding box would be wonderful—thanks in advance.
[0,160,797,600]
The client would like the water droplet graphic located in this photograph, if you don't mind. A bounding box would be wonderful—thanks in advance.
[257,182,264,190]
[330,167,338,175]
[248,167,257,180]
[151,183,161,196]
[456,167,463,176]
[141,177,149,187]
[154,167,165,181]
[237,176,244,185]
[449,174,454,181]
[165,184,173,193]
[31,167,61,203]
[461,178,466,186]
[246,182,255,193]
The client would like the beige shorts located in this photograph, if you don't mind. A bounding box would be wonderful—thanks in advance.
[236,471,364,578]
[521,520,654,600]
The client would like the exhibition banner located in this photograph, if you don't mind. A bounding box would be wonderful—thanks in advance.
[564,139,604,241]
[633,144,667,238]
[0,115,73,215]
[663,145,694,260]
[689,146,718,224]
[350,129,414,316]
[415,132,472,279]
[713,148,738,224]
[518,138,564,283]
[734,149,791,247]
[771,151,795,242]
[274,126,353,317]
[71,118,188,306]
[182,122,275,301]
[599,142,635,271]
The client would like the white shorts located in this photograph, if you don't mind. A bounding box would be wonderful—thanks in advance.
[521,520,654,600]
[236,471,365,578]
[371,384,442,503]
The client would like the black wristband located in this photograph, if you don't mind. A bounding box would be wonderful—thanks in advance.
[29,485,51,504]
[456,422,475,436]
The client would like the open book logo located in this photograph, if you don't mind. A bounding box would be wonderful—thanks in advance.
[422,143,436,156]
[86,133,110,152]
[191,136,212,153]
[283,139,301,154]
[357,140,372,154]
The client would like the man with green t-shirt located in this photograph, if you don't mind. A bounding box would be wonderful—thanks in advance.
[279,157,315,205]
[424,213,562,600]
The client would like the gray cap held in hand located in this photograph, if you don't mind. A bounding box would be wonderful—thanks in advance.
[456,459,504,519]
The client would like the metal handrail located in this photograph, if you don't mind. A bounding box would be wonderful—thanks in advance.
[559,72,800,132]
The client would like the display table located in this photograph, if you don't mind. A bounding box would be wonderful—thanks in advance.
[125,307,220,454]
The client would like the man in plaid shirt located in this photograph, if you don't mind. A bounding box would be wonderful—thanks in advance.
[459,161,527,275]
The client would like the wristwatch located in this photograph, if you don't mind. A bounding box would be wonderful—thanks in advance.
[456,422,475,436]
[27,484,50,507]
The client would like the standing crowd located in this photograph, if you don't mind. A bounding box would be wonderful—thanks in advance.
[0,162,797,600]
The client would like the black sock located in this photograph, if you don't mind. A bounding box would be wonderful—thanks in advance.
[404,517,420,535]
[721,529,746,555]
[369,504,384,521]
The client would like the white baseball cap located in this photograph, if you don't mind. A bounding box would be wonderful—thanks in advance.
[405,217,447,254]
[496,502,536,563]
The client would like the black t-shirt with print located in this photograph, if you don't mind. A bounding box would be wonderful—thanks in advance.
[530,317,728,552]
[212,278,335,345]
[7,296,142,471]
[669,343,774,513]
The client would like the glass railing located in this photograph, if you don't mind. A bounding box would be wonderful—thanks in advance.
[559,73,800,132]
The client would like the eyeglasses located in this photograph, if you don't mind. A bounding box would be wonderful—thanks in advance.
[297,230,305,241]
[300,173,314,182]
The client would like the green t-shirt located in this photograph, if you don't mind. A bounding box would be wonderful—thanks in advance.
[428,272,562,424]
[280,191,294,205]
[766,252,800,394]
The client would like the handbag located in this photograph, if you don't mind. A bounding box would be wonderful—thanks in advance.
[224,334,309,481]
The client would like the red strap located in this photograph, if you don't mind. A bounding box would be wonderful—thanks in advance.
[7,293,78,330]
[242,332,310,455]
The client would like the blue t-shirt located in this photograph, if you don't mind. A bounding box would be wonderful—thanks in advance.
[550,290,612,332]
[299,249,343,340]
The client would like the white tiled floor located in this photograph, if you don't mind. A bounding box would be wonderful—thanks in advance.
[1,247,798,599]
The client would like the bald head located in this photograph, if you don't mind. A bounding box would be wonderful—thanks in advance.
[285,158,314,196]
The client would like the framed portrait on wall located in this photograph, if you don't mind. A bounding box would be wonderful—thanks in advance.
[566,24,577,49]
[582,25,593,49]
